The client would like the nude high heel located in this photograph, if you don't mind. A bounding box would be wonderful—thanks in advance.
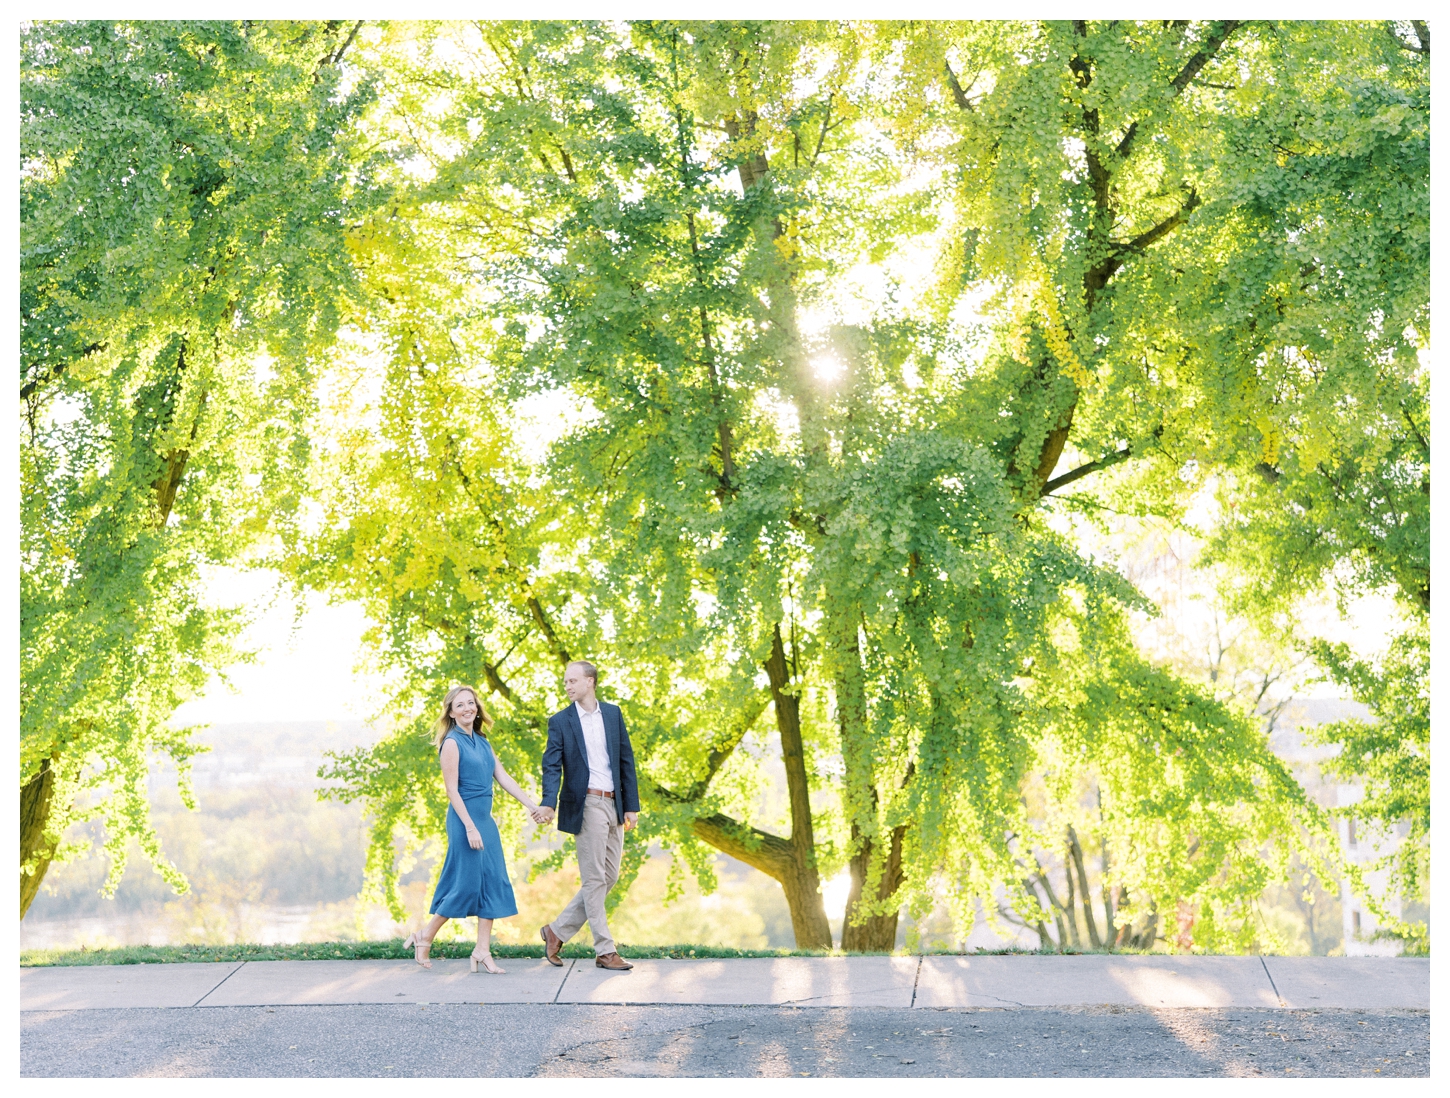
[403,933,432,969]
[471,950,504,974]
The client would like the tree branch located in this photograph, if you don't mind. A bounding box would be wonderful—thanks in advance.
[1412,20,1430,54]
[1113,189,1202,255]
[552,139,577,183]
[481,660,516,703]
[1088,191,1202,296]
[1401,404,1429,457]
[689,811,795,880]
[685,212,736,500]
[525,595,572,669]
[21,363,67,403]
[328,20,364,67]
[1041,445,1133,496]
[1392,20,1430,54]
[943,60,973,111]
[445,443,576,671]
[811,93,832,165]
[1116,21,1240,162]
[650,767,794,880]
[681,690,770,802]
[149,338,203,526]
[1169,20,1241,95]
[723,112,770,192]
[20,344,106,401]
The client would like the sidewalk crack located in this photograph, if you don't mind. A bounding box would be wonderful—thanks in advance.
[1259,955,1285,1006]
[193,961,247,1007]
[552,959,574,1005]
[910,955,923,1007]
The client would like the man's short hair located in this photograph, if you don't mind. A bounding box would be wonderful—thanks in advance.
[567,659,599,684]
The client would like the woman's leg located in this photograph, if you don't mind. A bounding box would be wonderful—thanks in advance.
[420,914,448,948]
[473,918,502,971]
[406,913,450,967]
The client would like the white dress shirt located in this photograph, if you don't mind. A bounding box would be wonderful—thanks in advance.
[576,701,614,792]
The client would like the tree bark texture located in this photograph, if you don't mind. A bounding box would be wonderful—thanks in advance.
[1067,826,1103,948]
[20,755,59,918]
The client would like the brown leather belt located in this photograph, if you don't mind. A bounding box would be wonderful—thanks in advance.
[587,788,614,798]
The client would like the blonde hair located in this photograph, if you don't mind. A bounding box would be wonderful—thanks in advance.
[431,684,493,748]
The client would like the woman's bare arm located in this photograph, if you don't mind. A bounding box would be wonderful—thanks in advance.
[440,739,483,849]
[494,758,549,822]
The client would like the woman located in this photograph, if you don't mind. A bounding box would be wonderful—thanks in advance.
[403,684,549,973]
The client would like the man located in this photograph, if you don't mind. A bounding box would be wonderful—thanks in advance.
[537,660,640,971]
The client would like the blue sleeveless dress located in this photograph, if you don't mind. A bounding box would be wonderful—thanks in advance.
[429,726,519,920]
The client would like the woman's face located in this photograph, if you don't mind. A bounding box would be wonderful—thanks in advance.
[450,690,479,729]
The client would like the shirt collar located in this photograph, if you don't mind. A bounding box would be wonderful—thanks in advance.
[575,699,602,719]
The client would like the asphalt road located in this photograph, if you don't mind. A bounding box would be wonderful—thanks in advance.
[22,1004,1427,1077]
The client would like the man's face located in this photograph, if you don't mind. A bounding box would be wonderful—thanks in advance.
[564,666,595,704]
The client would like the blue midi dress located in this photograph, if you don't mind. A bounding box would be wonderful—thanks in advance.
[429,726,519,920]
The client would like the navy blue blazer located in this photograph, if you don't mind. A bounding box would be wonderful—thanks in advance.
[540,700,640,835]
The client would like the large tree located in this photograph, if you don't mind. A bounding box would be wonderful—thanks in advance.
[22,20,1422,948]
[853,17,1429,948]
[20,19,376,916]
[292,19,1425,953]
[1203,21,1430,942]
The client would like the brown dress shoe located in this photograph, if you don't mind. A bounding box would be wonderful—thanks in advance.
[595,952,633,970]
[540,924,564,967]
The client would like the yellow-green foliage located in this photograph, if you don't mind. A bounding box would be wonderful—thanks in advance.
[21,20,380,898]
[24,21,1427,951]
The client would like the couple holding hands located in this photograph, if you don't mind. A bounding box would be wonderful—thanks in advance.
[403,660,640,973]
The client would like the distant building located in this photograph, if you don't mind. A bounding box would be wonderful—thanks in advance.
[1268,698,1408,956]
[1334,784,1408,956]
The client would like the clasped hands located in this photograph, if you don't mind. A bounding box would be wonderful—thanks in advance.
[527,805,638,832]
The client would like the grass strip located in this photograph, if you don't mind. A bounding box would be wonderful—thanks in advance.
[20,942,828,966]
[19,941,1109,967]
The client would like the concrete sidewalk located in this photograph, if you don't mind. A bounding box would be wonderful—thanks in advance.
[20,955,1428,1012]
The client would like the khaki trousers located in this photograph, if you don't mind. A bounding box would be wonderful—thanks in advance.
[550,794,623,956]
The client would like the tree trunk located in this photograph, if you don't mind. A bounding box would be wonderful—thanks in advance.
[20,755,59,918]
[688,812,830,949]
[832,612,907,951]
[1067,826,1102,948]
[1099,837,1115,948]
[1110,884,1159,950]
[146,338,199,524]
[667,621,832,950]
[763,623,833,949]
[1174,900,1196,952]
[1060,850,1083,948]
[1028,859,1073,950]
[841,821,907,950]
